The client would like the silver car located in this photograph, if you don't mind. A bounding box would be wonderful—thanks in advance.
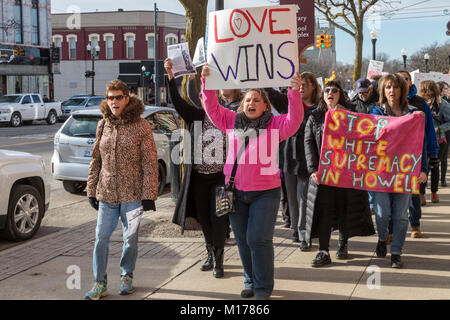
[59,96,106,121]
[51,106,181,195]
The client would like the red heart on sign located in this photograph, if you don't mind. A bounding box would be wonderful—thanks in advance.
[234,18,242,31]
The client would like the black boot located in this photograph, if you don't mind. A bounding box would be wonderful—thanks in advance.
[200,245,213,271]
[213,247,224,278]
[336,238,348,260]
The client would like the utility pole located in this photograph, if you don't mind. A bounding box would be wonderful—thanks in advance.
[154,3,159,105]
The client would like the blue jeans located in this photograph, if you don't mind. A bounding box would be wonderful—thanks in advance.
[93,201,142,284]
[229,187,281,298]
[373,192,411,255]
[408,195,422,227]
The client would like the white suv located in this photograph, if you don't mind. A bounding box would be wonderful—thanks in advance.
[0,150,51,241]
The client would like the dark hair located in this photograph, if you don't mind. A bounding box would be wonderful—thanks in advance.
[318,80,347,110]
[419,80,440,101]
[437,81,449,94]
[396,70,411,81]
[300,71,322,105]
[378,74,409,109]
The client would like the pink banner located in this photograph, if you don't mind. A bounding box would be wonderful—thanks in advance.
[317,109,425,194]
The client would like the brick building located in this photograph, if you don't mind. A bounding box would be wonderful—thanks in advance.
[51,9,186,102]
[0,0,52,97]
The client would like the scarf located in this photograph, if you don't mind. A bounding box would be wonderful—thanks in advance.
[233,111,273,141]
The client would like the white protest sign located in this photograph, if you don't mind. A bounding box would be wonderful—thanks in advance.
[206,5,299,90]
[167,42,196,78]
[192,37,207,67]
[125,206,143,238]
[367,60,384,79]
[411,70,450,87]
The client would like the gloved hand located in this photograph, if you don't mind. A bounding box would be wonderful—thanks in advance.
[88,197,99,211]
[142,200,156,211]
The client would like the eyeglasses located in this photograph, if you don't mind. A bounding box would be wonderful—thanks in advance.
[106,95,128,101]
[324,88,339,94]
[401,77,409,81]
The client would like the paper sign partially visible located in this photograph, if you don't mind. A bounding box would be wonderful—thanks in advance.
[206,5,299,90]
[125,206,143,238]
[192,37,207,67]
[167,42,197,78]
[367,60,384,79]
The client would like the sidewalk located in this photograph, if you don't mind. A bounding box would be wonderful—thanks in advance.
[0,185,449,300]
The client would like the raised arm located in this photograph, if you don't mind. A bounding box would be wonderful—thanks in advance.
[201,64,236,132]
[165,58,205,123]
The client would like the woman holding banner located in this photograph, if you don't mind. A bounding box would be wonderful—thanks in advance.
[304,80,375,268]
[165,58,229,279]
[370,74,428,268]
[201,64,303,300]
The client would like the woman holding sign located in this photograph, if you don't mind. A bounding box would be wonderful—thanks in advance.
[165,58,229,279]
[370,74,428,268]
[304,80,375,268]
[201,64,303,300]
[85,80,158,300]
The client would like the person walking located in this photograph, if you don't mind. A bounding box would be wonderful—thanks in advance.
[278,72,321,250]
[351,78,379,114]
[165,58,228,279]
[396,71,438,240]
[437,81,450,186]
[418,80,444,203]
[84,79,158,300]
[370,74,428,268]
[201,64,304,300]
[304,80,375,267]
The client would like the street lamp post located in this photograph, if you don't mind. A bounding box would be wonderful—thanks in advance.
[424,53,430,73]
[370,28,378,60]
[401,48,407,69]
[141,65,146,102]
[86,43,100,96]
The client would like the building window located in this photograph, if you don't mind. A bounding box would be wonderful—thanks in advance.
[124,33,135,59]
[146,33,154,59]
[53,35,63,48]
[165,33,178,46]
[67,35,77,59]
[14,0,23,44]
[181,34,185,43]
[88,34,100,59]
[106,36,113,59]
[31,0,40,45]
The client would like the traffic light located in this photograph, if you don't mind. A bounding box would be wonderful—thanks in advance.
[14,48,18,56]
[316,33,325,49]
[325,34,332,48]
[19,48,24,56]
[13,48,25,56]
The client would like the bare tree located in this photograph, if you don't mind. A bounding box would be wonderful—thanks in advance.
[315,0,383,83]
[0,19,19,37]
[408,41,450,74]
[178,0,208,100]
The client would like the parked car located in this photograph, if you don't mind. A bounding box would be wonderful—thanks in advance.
[59,96,105,121]
[0,149,50,241]
[0,94,62,127]
[51,106,182,195]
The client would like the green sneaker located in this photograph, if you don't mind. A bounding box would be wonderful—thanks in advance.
[119,274,135,295]
[84,282,108,300]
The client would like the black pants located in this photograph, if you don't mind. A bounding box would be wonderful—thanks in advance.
[439,133,449,183]
[420,156,439,194]
[280,177,290,223]
[190,170,228,249]
[315,185,348,251]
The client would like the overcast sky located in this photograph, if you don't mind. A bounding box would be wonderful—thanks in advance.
[51,0,450,66]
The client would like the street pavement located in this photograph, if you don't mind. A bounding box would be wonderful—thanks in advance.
[0,176,449,301]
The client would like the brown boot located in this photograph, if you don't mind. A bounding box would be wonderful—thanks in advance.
[386,233,393,245]
[431,193,439,203]
[411,227,423,238]
[420,194,426,206]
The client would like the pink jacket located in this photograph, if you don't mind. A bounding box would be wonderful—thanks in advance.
[202,78,304,191]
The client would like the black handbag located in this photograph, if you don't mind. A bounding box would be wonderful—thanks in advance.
[215,138,249,217]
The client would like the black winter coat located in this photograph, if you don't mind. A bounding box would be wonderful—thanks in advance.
[304,107,375,242]
[167,78,212,233]
[350,89,379,114]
